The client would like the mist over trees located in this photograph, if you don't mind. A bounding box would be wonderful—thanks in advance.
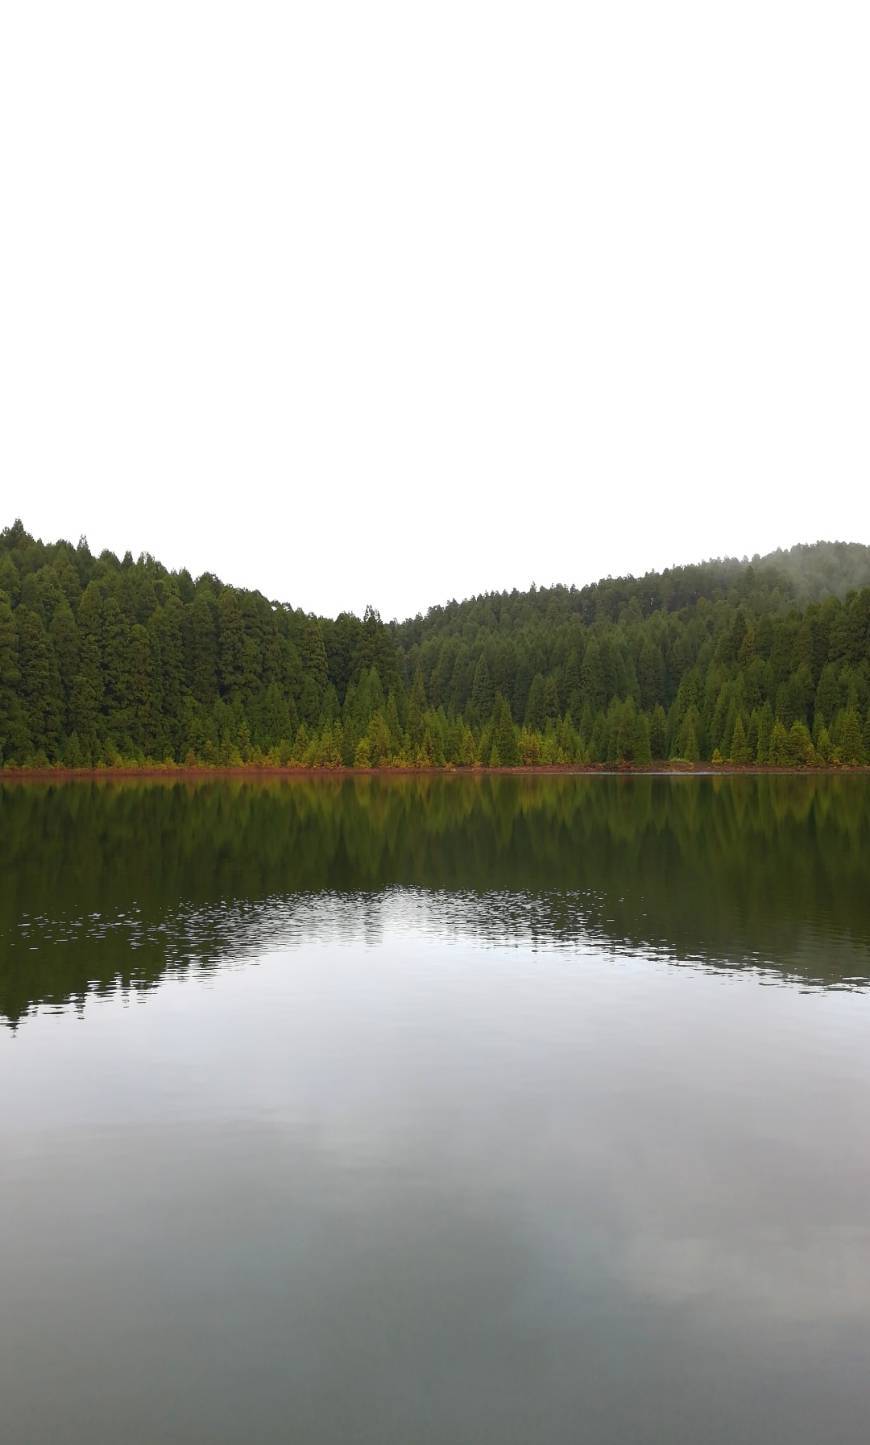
[1,521,869,769]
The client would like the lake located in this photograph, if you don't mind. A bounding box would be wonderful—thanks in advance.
[1,774,869,1444]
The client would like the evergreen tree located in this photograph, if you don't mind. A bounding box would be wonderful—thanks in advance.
[542,675,560,726]
[469,655,494,728]
[491,693,518,766]
[649,704,668,760]
[833,707,864,765]
[524,673,546,731]
[787,720,816,767]
[814,723,833,763]
[50,599,79,732]
[611,698,650,763]
[16,605,62,759]
[299,620,328,725]
[729,714,751,764]
[755,703,774,765]
[768,720,790,765]
[675,706,700,762]
[0,597,29,762]
[407,665,427,750]
[185,594,219,705]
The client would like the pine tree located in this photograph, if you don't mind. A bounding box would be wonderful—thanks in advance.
[610,698,650,763]
[218,590,249,697]
[542,675,560,726]
[16,605,62,759]
[50,599,79,736]
[469,655,494,728]
[768,720,790,765]
[787,720,816,767]
[519,726,542,766]
[815,724,833,763]
[491,693,518,766]
[755,704,774,765]
[407,665,427,749]
[637,637,666,709]
[0,597,30,763]
[580,637,608,713]
[367,710,392,766]
[649,704,668,760]
[299,620,328,725]
[729,714,751,764]
[126,622,161,757]
[150,597,185,755]
[675,706,700,762]
[833,707,864,765]
[185,594,219,705]
[524,673,546,731]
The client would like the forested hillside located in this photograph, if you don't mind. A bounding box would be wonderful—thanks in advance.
[1,521,869,768]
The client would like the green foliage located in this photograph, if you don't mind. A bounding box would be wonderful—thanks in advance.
[491,693,518,767]
[833,707,865,766]
[729,714,751,763]
[1,522,869,770]
[649,704,668,760]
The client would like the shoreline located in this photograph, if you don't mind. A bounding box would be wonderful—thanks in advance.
[2,762,869,782]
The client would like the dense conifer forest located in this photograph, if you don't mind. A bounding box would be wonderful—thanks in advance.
[1,521,869,769]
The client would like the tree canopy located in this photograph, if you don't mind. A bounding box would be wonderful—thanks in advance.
[1,522,869,768]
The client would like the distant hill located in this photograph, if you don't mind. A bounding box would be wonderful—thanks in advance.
[395,541,870,645]
[756,541,870,600]
[1,523,868,769]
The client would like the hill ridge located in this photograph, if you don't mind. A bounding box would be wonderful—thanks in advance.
[1,523,869,769]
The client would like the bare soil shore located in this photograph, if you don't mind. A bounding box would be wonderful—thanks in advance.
[3,762,869,782]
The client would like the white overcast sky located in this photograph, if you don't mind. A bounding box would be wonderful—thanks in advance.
[1,3,868,620]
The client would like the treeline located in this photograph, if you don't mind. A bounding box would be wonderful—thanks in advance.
[1,520,869,769]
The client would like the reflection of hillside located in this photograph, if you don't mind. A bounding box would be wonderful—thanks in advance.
[2,775,869,1024]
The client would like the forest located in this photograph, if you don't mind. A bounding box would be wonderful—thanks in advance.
[1,520,869,769]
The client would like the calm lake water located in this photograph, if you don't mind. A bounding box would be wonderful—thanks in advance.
[2,774,870,1444]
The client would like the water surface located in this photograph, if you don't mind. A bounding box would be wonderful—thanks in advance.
[2,775,869,1443]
